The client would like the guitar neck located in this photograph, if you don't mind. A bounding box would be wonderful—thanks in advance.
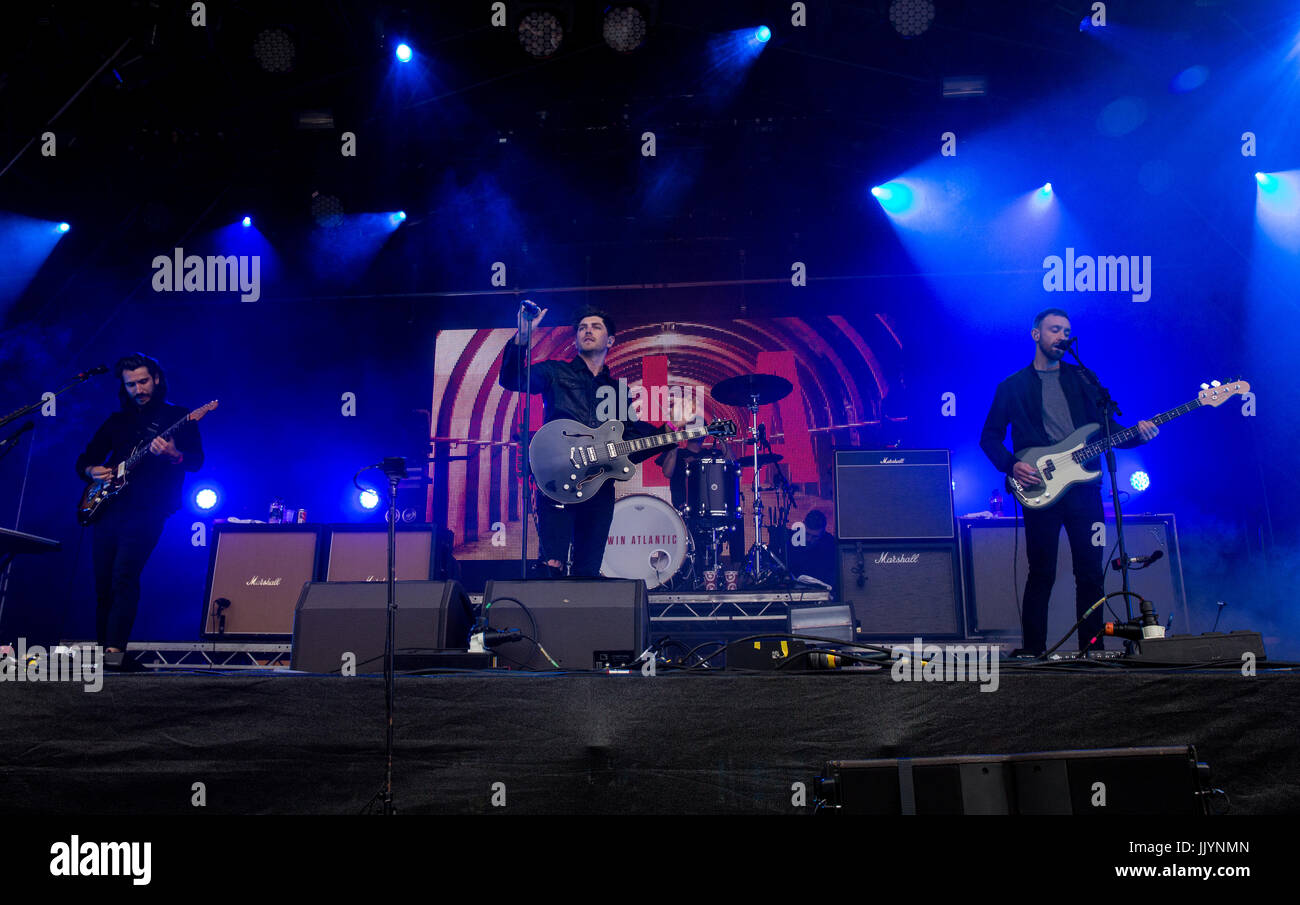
[1073,398,1200,464]
[122,414,191,472]
[614,424,713,458]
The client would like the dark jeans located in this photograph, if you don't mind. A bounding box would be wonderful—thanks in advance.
[92,504,167,650]
[536,481,616,577]
[1021,485,1105,653]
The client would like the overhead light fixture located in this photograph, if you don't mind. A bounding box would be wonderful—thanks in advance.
[603,6,648,53]
[519,10,564,58]
[889,0,935,37]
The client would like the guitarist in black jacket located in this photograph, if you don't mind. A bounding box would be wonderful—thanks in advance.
[499,306,667,577]
[75,354,204,655]
[980,309,1157,655]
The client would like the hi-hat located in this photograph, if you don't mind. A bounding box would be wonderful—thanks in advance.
[711,373,793,407]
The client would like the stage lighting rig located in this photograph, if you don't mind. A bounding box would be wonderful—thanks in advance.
[889,0,934,37]
[603,5,649,53]
[252,27,295,73]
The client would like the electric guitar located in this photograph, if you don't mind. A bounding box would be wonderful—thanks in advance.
[1006,379,1248,510]
[77,400,219,526]
[530,418,737,504]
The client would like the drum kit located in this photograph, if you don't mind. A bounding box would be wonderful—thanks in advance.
[601,372,799,590]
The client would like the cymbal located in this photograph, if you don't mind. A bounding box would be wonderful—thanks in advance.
[740,453,784,468]
[711,373,793,407]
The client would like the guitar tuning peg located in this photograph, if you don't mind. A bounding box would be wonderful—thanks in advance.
[1200,383,1210,390]
[1211,380,1221,387]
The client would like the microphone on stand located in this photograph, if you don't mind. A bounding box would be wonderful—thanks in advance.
[519,299,541,318]
[1054,337,1077,353]
[76,365,109,379]
[1111,549,1164,571]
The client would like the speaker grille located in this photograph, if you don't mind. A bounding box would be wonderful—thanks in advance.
[838,541,964,637]
[203,528,320,637]
[834,450,954,540]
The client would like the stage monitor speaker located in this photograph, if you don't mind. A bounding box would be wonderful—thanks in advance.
[834,450,954,540]
[838,540,965,638]
[202,525,322,638]
[481,579,648,671]
[961,515,1188,648]
[817,746,1210,815]
[326,527,435,581]
[290,580,473,674]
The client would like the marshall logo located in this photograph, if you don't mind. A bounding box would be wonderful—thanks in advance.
[245,576,283,586]
[880,457,904,464]
[874,552,921,565]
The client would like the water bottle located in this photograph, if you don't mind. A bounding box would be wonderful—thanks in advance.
[989,489,1003,516]
[269,499,284,523]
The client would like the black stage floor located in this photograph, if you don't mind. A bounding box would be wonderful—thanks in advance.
[4,668,1297,814]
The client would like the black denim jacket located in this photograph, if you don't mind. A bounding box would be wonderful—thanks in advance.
[980,363,1140,475]
[498,340,665,461]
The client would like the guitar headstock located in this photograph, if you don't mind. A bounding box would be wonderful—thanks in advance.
[1196,380,1248,408]
[707,419,737,438]
[189,400,220,422]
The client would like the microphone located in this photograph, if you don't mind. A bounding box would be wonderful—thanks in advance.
[77,365,109,379]
[1111,549,1164,571]
[1054,337,1076,352]
[519,299,541,317]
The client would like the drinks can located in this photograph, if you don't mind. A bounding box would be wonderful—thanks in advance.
[297,508,307,524]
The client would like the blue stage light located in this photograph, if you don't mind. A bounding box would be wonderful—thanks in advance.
[241,216,252,227]
[1039,182,1053,196]
[57,222,70,233]
[195,488,218,510]
[395,43,412,63]
[1130,471,1150,492]
[360,489,380,510]
[1256,172,1280,193]
[755,26,771,43]
[871,181,914,214]
[389,210,407,226]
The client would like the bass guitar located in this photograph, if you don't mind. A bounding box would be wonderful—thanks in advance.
[530,418,737,504]
[1006,379,1248,510]
[77,400,219,526]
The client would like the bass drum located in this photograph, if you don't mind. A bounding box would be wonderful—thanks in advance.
[601,494,691,589]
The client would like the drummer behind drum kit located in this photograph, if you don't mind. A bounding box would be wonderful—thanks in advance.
[601,372,801,590]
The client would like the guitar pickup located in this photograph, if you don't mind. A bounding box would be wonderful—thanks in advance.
[586,446,598,463]
[605,442,617,458]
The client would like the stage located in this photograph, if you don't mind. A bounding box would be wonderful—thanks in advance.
[5,666,1297,815]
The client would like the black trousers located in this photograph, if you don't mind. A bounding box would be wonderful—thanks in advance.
[536,481,616,577]
[92,504,167,650]
[1020,485,1105,654]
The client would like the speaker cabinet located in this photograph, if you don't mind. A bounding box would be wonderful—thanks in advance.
[326,527,436,581]
[290,580,473,673]
[481,579,649,671]
[817,746,1209,815]
[202,524,322,639]
[834,450,954,540]
[961,515,1188,647]
[838,540,966,638]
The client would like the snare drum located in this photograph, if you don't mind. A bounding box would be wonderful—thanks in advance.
[683,455,740,525]
[601,494,691,589]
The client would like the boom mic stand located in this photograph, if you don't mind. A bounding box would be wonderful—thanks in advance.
[517,302,535,580]
[1061,345,1162,648]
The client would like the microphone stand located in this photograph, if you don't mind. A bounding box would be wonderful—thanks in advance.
[518,305,535,579]
[0,367,106,431]
[1060,345,1161,648]
[380,456,406,815]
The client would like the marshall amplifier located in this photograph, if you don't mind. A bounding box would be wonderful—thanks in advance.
[838,540,966,638]
[325,526,446,582]
[202,524,323,639]
[834,450,954,540]
[961,514,1188,648]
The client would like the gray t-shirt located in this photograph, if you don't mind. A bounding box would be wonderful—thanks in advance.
[1037,368,1074,443]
